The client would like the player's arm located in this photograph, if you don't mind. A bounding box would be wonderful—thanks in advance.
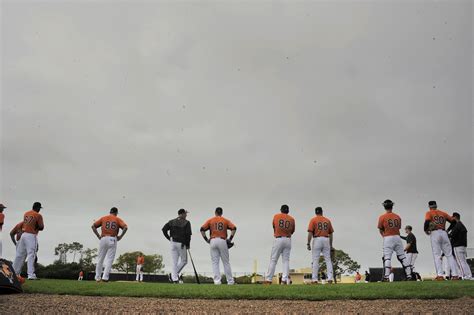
[162,222,171,241]
[36,215,44,231]
[91,221,101,240]
[423,220,431,235]
[329,233,334,249]
[10,228,17,246]
[184,221,192,249]
[377,217,384,237]
[200,220,210,243]
[117,224,128,241]
[307,232,312,251]
[228,220,237,241]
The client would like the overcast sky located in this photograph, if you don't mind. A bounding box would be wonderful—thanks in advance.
[1,0,472,277]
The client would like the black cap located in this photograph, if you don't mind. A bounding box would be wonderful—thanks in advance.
[315,207,323,215]
[452,212,460,219]
[280,205,289,213]
[405,225,412,230]
[178,209,188,215]
[428,201,437,208]
[215,207,223,215]
[33,202,42,210]
[383,200,394,207]
[110,207,118,214]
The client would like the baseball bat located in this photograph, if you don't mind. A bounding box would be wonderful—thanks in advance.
[187,249,200,284]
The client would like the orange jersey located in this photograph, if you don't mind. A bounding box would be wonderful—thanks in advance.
[10,221,23,241]
[377,212,402,236]
[272,213,295,237]
[0,213,4,230]
[137,256,145,265]
[308,215,334,237]
[201,216,236,239]
[94,214,127,237]
[424,209,453,230]
[22,210,44,234]
[79,271,84,277]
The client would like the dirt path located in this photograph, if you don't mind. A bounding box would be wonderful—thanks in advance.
[0,294,472,314]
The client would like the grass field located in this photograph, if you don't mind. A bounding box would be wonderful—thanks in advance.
[22,279,474,301]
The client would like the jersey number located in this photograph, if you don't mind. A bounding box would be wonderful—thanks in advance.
[105,221,117,230]
[278,219,291,229]
[214,222,224,231]
[24,216,35,225]
[387,219,400,228]
[432,215,445,225]
[317,222,329,231]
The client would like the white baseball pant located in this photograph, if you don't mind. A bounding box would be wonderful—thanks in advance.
[170,241,187,282]
[210,238,234,285]
[136,264,144,281]
[430,230,458,277]
[405,253,418,273]
[0,231,3,258]
[453,246,472,280]
[266,237,291,283]
[13,232,38,278]
[311,237,333,281]
[95,236,117,281]
[382,235,412,279]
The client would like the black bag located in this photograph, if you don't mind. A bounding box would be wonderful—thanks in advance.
[0,259,23,294]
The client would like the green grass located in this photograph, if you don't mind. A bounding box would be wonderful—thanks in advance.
[22,279,474,301]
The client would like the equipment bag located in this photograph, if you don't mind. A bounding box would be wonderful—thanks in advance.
[0,259,23,294]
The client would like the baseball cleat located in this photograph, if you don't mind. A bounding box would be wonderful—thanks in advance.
[327,280,334,284]
[310,281,319,285]
[450,276,461,281]
[262,281,272,285]
[381,277,390,282]
[434,276,445,281]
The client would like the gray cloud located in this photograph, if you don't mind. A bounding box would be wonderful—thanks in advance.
[1,0,472,275]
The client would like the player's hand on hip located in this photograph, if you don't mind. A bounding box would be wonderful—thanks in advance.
[117,236,122,241]
[307,243,311,251]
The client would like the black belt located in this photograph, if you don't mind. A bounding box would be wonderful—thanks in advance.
[313,236,328,238]
[211,237,226,240]
[276,236,291,238]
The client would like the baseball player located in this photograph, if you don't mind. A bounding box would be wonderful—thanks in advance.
[424,201,459,280]
[377,200,412,281]
[78,270,84,281]
[449,212,472,280]
[10,221,23,246]
[13,202,44,280]
[400,225,418,276]
[0,204,5,258]
[162,209,192,284]
[200,207,236,285]
[264,204,295,285]
[91,207,128,282]
[136,253,145,282]
[307,207,335,284]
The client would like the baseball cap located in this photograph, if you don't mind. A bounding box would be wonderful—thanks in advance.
[428,201,437,208]
[382,199,394,207]
[110,207,118,214]
[0,204,6,209]
[33,202,42,209]
[178,209,188,215]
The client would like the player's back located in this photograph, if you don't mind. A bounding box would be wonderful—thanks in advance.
[96,214,126,237]
[308,215,334,237]
[22,210,44,234]
[273,213,295,237]
[424,209,451,230]
[378,212,401,236]
[205,216,235,239]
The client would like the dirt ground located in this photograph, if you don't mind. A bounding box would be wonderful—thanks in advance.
[0,294,472,314]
